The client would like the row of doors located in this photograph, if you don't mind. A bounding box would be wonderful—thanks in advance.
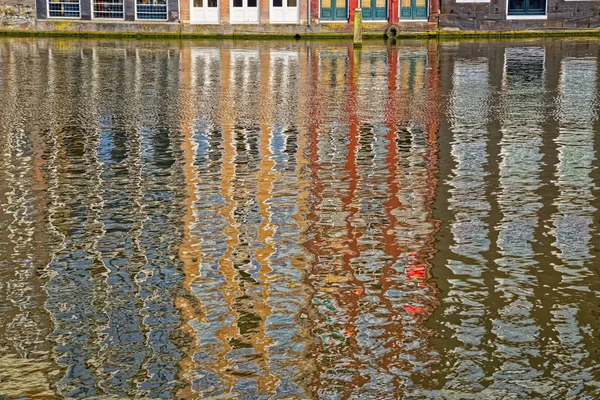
[321,0,426,21]
[190,0,427,23]
[191,0,297,22]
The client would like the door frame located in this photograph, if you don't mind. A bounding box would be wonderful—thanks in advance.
[269,0,299,24]
[399,0,427,21]
[318,0,348,21]
[190,0,220,24]
[361,0,387,21]
[230,0,259,23]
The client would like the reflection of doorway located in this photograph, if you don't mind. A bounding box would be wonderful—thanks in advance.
[231,0,258,23]
[507,0,545,16]
[400,0,426,20]
[362,0,386,20]
[270,0,298,23]
[320,0,346,21]
[190,0,219,23]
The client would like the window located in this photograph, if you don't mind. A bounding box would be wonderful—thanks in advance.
[48,0,80,18]
[508,0,546,15]
[93,0,124,18]
[136,0,168,19]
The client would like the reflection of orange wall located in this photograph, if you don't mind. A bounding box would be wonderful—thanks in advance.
[254,47,277,395]
[175,46,203,400]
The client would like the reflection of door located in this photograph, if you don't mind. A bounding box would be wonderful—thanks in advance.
[362,0,386,20]
[190,0,219,23]
[320,0,346,21]
[271,0,298,23]
[231,0,258,23]
[508,0,545,15]
[400,0,426,20]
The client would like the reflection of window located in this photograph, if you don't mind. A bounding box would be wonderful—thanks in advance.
[93,0,124,18]
[48,0,80,18]
[136,0,167,19]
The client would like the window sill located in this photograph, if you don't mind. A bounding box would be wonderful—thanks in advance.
[506,14,547,19]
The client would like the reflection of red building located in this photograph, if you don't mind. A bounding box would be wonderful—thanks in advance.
[302,42,441,398]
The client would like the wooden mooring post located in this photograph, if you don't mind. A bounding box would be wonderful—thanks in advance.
[353,8,362,47]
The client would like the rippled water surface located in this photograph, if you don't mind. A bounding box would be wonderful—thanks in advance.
[1,37,600,399]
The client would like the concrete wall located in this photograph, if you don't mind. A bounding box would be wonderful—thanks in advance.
[440,0,600,30]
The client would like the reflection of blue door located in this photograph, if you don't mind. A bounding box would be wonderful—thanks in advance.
[362,0,386,20]
[320,0,346,20]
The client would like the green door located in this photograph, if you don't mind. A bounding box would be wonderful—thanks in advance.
[320,0,346,20]
[400,0,426,19]
[362,0,386,20]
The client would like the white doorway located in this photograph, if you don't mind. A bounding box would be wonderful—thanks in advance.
[190,0,219,23]
[270,0,298,23]
[230,0,259,23]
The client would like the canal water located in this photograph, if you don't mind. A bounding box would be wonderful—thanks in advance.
[0,37,599,399]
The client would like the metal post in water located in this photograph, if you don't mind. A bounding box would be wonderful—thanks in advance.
[353,8,363,47]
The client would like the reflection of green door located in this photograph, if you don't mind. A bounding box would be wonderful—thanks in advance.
[362,0,386,20]
[320,0,346,20]
[400,0,426,19]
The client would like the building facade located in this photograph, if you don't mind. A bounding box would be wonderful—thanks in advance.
[439,0,600,30]
[35,0,440,32]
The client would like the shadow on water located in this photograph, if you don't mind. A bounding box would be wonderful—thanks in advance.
[0,37,599,399]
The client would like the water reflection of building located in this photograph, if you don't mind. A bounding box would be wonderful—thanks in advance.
[430,42,600,398]
[303,43,441,398]
[0,39,57,400]
[6,41,191,399]
[172,42,442,399]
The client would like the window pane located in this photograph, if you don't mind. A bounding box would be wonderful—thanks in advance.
[336,0,344,8]
[415,0,424,7]
[274,0,282,6]
[376,0,384,7]
[194,0,202,6]
[48,0,81,17]
[233,0,242,7]
[508,0,524,11]
[208,0,217,7]
[248,0,256,6]
[322,0,331,7]
[94,0,124,17]
[287,0,296,6]
[361,0,369,7]
[527,0,545,11]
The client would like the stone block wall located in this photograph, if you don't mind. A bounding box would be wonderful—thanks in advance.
[440,0,600,30]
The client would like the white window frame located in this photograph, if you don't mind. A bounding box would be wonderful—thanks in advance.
[47,0,81,18]
[135,0,169,21]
